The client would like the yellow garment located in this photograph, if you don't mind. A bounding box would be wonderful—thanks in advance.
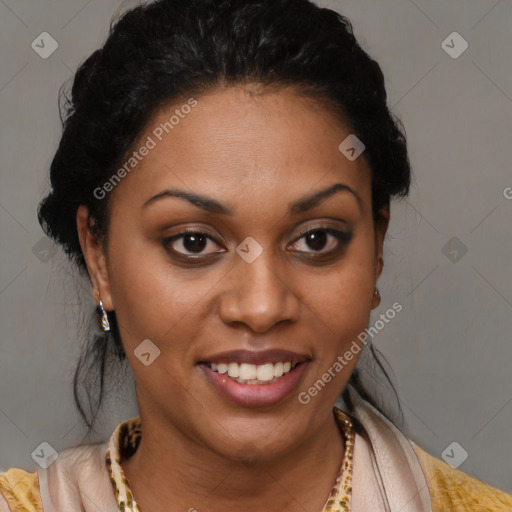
[1,425,511,512]
[0,468,41,512]
[412,442,512,512]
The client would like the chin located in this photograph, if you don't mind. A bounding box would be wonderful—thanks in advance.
[197,415,303,463]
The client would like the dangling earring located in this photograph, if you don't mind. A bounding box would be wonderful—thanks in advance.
[372,287,381,307]
[97,295,111,332]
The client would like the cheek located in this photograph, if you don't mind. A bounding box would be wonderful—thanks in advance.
[105,229,207,360]
[297,248,375,402]
[308,275,373,373]
[312,230,376,338]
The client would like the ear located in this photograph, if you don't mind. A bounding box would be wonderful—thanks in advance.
[76,205,113,311]
[371,205,390,308]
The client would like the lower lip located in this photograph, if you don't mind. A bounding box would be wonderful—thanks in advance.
[199,363,308,408]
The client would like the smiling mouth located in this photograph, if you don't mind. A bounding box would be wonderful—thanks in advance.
[201,361,302,385]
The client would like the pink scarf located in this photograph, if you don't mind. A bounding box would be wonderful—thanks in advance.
[37,389,432,511]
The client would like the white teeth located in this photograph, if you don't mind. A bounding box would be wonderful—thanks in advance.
[239,363,257,380]
[216,363,228,374]
[273,361,284,378]
[227,362,239,378]
[207,361,297,384]
[256,363,274,382]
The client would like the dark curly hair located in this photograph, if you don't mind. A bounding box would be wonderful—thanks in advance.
[38,0,411,437]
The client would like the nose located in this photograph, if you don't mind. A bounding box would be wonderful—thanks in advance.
[218,252,300,334]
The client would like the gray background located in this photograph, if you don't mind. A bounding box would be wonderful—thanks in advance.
[1,0,511,494]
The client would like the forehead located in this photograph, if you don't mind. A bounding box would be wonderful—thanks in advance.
[110,86,371,212]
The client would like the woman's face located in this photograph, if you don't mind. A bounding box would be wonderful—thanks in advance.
[78,85,387,461]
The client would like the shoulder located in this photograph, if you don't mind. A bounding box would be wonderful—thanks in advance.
[411,442,512,512]
[0,442,106,512]
[0,468,42,512]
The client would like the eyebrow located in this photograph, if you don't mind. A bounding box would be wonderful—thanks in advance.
[142,183,362,215]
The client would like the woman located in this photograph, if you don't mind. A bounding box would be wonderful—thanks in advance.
[1,0,510,510]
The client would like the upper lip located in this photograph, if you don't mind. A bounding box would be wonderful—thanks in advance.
[198,349,311,366]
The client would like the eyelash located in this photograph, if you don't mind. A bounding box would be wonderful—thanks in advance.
[162,226,352,262]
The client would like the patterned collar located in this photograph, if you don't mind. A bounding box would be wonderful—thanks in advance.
[105,407,354,512]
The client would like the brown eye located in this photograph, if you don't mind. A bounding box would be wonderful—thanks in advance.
[288,228,352,255]
[163,231,225,258]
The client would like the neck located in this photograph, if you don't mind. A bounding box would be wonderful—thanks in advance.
[121,408,345,512]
